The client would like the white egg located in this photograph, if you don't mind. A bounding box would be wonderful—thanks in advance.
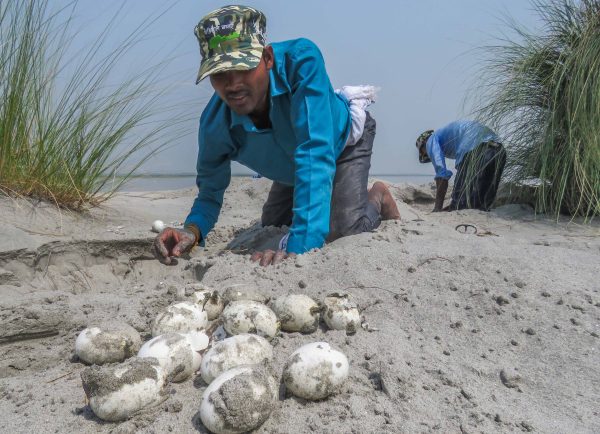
[283,342,349,400]
[191,289,225,321]
[151,220,165,233]
[80,357,167,421]
[151,301,208,337]
[75,322,141,365]
[200,365,278,434]
[270,294,320,333]
[200,334,273,384]
[138,331,209,383]
[222,283,268,304]
[323,293,361,334]
[221,301,279,340]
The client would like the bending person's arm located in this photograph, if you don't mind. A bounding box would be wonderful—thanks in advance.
[426,133,452,212]
[184,126,233,244]
[434,178,449,212]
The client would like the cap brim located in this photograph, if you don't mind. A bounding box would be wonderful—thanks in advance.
[195,47,263,84]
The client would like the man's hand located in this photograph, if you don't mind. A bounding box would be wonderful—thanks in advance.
[250,249,296,267]
[152,227,197,265]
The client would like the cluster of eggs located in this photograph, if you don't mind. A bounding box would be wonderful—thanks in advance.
[76,284,359,433]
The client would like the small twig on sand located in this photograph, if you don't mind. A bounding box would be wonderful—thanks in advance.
[47,370,75,384]
[43,251,52,278]
[476,230,499,237]
[417,256,451,268]
[341,285,403,297]
[13,225,65,237]
[72,263,93,293]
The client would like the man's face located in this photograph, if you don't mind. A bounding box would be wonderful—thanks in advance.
[418,144,430,164]
[209,46,274,116]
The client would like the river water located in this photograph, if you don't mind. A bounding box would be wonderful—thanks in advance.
[114,174,432,192]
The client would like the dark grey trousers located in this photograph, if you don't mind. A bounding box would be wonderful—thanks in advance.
[450,141,507,211]
[261,112,381,241]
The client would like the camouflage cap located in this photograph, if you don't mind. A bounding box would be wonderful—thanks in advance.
[416,130,434,163]
[194,5,267,84]
[416,130,434,149]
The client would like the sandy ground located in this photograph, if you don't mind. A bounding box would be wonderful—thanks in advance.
[0,177,599,434]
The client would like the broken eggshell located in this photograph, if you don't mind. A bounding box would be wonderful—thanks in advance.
[200,333,273,384]
[199,365,278,434]
[221,301,279,340]
[270,294,320,333]
[75,322,141,365]
[191,289,225,321]
[151,301,208,337]
[221,283,268,304]
[282,342,349,400]
[322,293,361,334]
[137,331,209,382]
[80,356,167,422]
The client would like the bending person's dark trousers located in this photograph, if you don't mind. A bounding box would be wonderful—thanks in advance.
[261,112,381,241]
[450,141,507,211]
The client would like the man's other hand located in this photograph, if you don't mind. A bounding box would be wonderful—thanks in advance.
[152,227,196,265]
[250,249,296,267]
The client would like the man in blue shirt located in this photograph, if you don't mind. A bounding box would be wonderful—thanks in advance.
[153,5,400,266]
[415,120,506,212]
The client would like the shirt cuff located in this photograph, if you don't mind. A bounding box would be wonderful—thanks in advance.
[184,215,207,247]
[286,232,325,254]
[183,223,201,246]
[434,169,453,180]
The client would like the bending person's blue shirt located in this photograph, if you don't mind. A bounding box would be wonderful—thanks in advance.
[427,120,499,180]
[184,38,352,254]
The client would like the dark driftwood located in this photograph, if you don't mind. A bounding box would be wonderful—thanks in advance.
[0,329,60,345]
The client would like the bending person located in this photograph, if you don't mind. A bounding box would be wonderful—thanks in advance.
[416,120,506,212]
[153,5,400,267]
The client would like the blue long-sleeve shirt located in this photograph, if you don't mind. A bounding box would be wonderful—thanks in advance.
[184,38,352,254]
[426,120,499,179]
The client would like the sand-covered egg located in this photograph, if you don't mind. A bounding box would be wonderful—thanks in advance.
[200,334,273,384]
[138,331,209,382]
[151,219,165,233]
[75,322,141,365]
[323,293,360,334]
[283,342,349,400]
[191,289,225,321]
[200,365,278,434]
[222,283,268,304]
[271,294,320,333]
[221,301,279,340]
[80,357,166,421]
[151,301,208,337]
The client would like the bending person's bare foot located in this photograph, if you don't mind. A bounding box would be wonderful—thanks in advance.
[368,181,401,220]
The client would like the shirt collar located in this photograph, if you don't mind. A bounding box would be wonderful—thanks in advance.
[269,66,287,97]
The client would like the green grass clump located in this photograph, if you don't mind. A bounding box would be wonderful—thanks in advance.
[474,0,600,219]
[0,1,188,209]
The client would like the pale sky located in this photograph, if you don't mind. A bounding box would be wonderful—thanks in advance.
[61,0,541,177]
